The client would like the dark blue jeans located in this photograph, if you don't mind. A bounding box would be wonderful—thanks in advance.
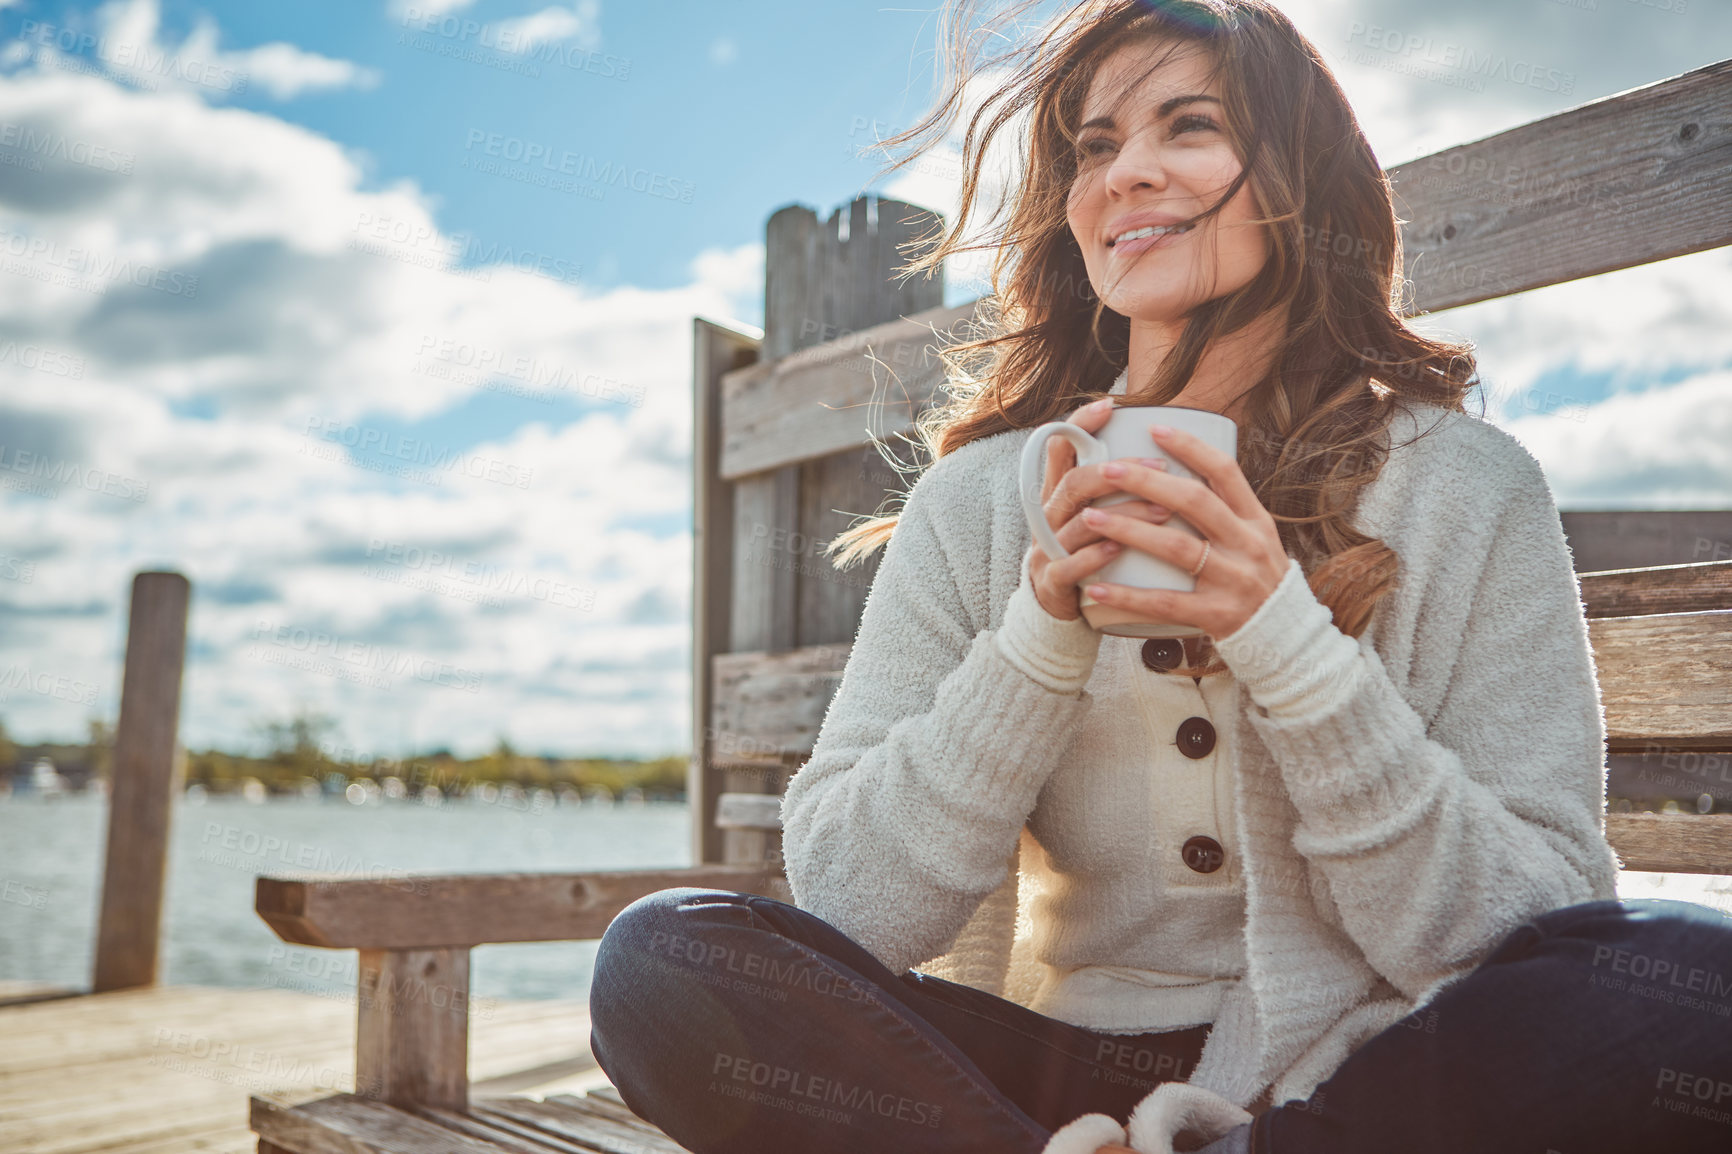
[589,889,1732,1153]
[589,886,1210,1153]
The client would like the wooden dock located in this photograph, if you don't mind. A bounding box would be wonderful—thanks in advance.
[0,984,608,1154]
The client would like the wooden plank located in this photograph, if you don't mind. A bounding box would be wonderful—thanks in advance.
[710,645,851,767]
[94,570,192,993]
[720,460,793,862]
[0,985,595,1154]
[1607,749,1732,807]
[706,612,1732,760]
[1388,56,1732,314]
[691,317,761,867]
[719,301,978,479]
[0,1002,351,1079]
[728,470,802,677]
[714,793,783,831]
[1579,560,1732,618]
[796,444,899,647]
[251,1091,511,1153]
[725,468,798,864]
[255,866,790,950]
[1607,813,1732,875]
[1562,511,1732,573]
[1588,611,1732,750]
[412,1106,592,1154]
[474,1098,689,1154]
[0,980,80,1008]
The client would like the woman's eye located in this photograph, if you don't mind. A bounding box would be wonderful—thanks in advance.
[1076,137,1114,159]
[1172,113,1218,135]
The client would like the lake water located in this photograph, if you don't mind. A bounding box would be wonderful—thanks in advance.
[6,795,1729,1005]
[0,793,690,1002]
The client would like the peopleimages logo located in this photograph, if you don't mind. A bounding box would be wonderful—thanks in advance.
[397,8,631,80]
[0,122,134,174]
[18,19,249,93]
[461,130,696,204]
[300,417,534,490]
[1344,22,1575,94]
[248,620,485,695]
[0,229,199,298]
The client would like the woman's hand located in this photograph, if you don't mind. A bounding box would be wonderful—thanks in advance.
[1078,421,1290,639]
[1028,397,1173,623]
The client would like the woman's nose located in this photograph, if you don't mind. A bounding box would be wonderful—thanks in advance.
[1103,130,1170,198]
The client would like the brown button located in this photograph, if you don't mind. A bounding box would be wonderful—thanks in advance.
[1182,836,1225,874]
[1176,716,1216,759]
[1141,639,1184,672]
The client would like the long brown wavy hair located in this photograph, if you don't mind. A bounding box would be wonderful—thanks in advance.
[824,0,1481,679]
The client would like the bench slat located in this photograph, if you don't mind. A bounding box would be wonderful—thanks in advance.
[251,1091,512,1153]
[256,866,790,950]
[709,646,848,767]
[715,792,784,830]
[413,1105,591,1153]
[1589,610,1732,750]
[1606,813,1732,875]
[1579,560,1732,618]
[709,605,1732,761]
[474,1098,691,1154]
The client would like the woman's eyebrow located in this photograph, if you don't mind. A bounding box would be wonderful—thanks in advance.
[1079,94,1222,131]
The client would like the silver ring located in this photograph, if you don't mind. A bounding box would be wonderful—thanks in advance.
[1188,539,1211,579]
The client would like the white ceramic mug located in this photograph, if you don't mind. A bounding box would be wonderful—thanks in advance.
[1019,405,1238,638]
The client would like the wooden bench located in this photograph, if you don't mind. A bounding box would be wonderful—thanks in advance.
[249,561,1732,1154]
[248,551,1732,1152]
[250,53,1732,1154]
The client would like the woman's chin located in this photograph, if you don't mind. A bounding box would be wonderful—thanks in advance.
[1101,292,1194,326]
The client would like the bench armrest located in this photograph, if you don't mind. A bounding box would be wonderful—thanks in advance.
[255,864,790,949]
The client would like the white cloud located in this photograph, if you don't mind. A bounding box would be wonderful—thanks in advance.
[236,41,383,101]
[0,67,760,758]
[16,0,380,102]
[494,1,602,56]
[1412,245,1732,511]
[1501,369,1732,509]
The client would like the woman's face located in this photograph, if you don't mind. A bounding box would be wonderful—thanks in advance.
[1066,39,1267,325]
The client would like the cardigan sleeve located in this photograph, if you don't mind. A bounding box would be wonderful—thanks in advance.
[1212,437,1621,1002]
[779,447,1104,975]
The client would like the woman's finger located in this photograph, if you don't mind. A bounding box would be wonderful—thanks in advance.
[1143,423,1265,523]
[1089,461,1255,553]
[1043,397,1113,504]
[1050,538,1123,585]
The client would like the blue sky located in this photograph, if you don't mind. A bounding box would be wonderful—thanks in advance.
[85,0,953,299]
[0,0,1728,760]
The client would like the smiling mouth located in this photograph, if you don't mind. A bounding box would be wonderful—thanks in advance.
[1107,222,1194,248]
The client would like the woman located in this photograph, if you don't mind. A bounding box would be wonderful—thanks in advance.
[589,2,1732,1152]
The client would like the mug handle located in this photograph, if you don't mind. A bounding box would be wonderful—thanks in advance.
[1019,421,1109,564]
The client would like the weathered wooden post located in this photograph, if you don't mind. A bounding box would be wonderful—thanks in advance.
[694,194,945,866]
[93,570,192,992]
[691,316,761,865]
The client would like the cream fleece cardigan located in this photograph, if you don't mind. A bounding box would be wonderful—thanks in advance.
[778,397,1622,1114]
